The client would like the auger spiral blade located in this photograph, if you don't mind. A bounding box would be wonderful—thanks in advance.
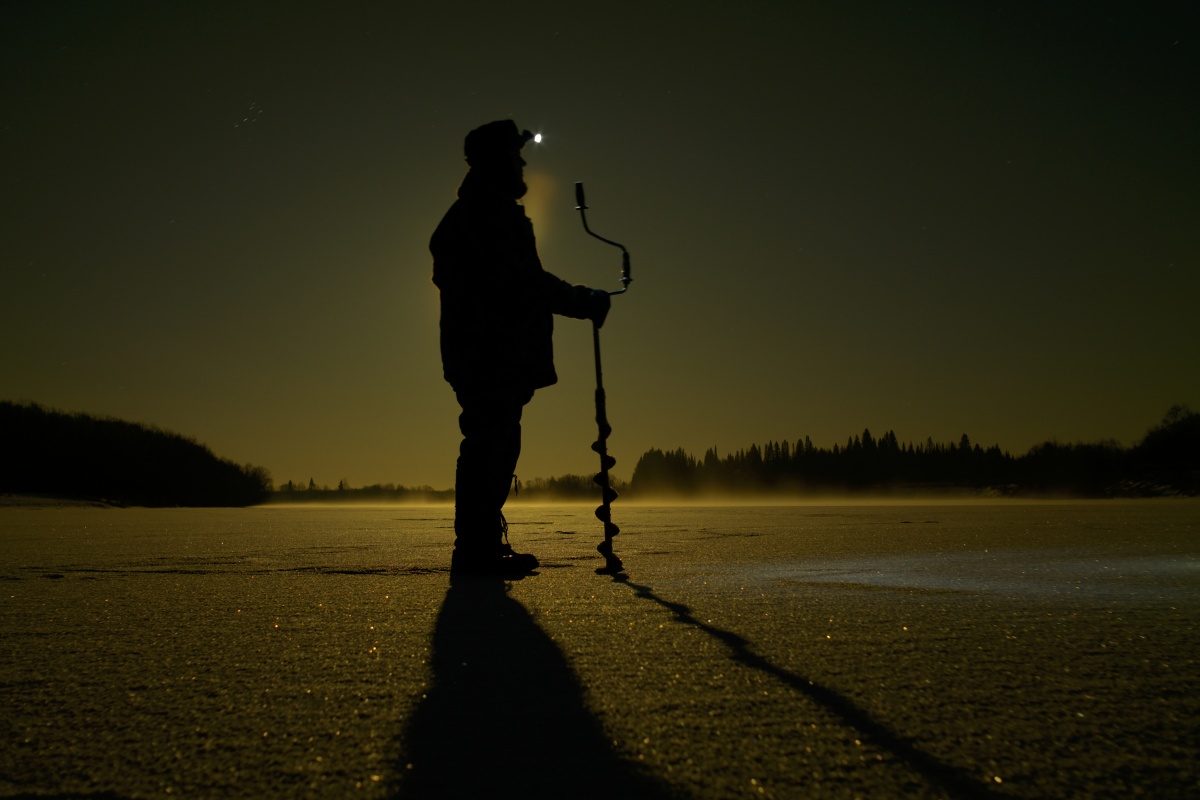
[595,538,624,575]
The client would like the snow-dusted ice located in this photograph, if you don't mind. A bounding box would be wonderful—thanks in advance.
[2,500,1198,798]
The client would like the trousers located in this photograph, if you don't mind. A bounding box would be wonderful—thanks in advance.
[453,387,534,547]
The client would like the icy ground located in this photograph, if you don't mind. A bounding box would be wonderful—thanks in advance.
[2,501,1198,799]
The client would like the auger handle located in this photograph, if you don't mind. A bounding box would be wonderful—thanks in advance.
[575,181,631,295]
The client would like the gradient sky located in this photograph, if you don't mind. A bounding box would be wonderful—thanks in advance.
[3,1,1196,490]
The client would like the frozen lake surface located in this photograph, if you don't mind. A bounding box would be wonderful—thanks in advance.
[2,500,1198,798]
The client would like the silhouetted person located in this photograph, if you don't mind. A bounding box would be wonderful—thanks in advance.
[431,120,610,576]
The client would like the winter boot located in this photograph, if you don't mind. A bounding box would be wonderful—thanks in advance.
[450,514,538,576]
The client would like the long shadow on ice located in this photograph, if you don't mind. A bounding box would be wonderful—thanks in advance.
[613,576,1004,800]
[391,577,684,799]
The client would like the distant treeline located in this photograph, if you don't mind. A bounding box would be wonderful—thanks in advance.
[518,473,631,500]
[273,479,454,504]
[629,406,1200,498]
[1,401,272,506]
[270,473,628,503]
[266,406,1199,504]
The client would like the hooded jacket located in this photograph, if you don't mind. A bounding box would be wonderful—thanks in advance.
[431,169,593,393]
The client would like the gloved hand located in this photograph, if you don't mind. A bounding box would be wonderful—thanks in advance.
[588,289,611,328]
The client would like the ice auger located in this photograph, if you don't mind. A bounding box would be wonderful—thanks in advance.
[574,181,631,575]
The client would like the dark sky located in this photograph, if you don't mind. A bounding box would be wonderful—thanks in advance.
[2,1,1197,489]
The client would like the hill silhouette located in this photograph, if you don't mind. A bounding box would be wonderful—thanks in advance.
[1,401,272,506]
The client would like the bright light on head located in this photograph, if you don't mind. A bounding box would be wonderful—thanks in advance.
[533,133,543,144]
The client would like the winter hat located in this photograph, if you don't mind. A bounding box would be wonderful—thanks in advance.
[464,120,534,166]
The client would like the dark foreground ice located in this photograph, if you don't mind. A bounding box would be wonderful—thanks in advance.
[1,500,1198,799]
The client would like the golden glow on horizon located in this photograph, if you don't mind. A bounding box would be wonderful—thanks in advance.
[256,495,1137,510]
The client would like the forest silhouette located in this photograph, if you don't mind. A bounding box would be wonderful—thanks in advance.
[5,401,1195,506]
[0,401,271,506]
[627,406,1199,499]
[276,406,1198,503]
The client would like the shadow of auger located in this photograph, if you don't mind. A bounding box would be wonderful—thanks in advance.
[612,575,1005,800]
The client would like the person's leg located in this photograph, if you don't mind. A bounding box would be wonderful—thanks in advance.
[453,388,535,569]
